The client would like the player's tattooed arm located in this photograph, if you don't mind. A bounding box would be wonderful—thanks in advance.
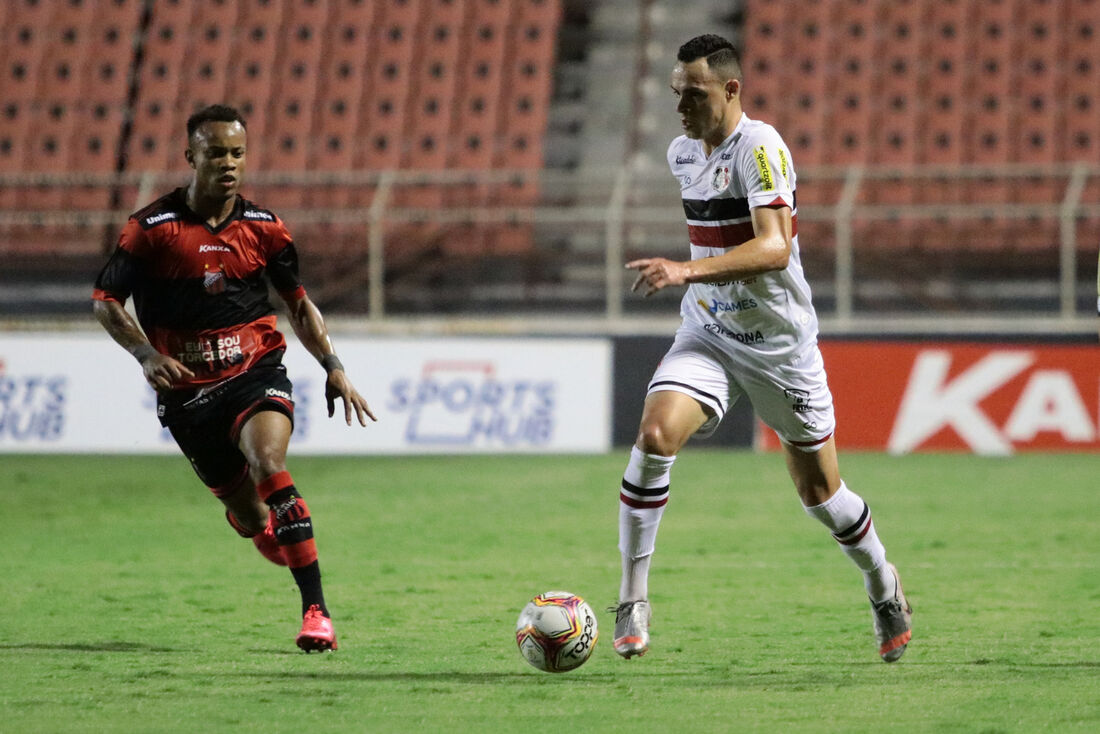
[92,299,194,390]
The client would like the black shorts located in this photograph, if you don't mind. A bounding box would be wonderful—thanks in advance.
[158,351,295,494]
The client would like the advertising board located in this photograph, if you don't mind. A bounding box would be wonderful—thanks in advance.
[0,334,611,454]
[757,341,1100,455]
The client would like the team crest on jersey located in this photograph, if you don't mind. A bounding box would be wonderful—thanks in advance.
[711,165,731,191]
[203,266,226,295]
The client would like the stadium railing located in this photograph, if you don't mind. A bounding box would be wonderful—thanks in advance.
[0,164,1097,335]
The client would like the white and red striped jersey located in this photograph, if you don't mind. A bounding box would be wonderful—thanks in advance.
[667,112,819,362]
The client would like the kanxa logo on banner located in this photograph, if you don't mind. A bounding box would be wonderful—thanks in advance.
[888,349,1096,455]
[757,342,1100,455]
[387,361,556,447]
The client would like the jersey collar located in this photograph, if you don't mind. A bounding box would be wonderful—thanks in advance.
[173,187,246,235]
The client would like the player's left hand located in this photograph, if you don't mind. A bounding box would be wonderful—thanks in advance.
[626,257,689,297]
[325,370,377,426]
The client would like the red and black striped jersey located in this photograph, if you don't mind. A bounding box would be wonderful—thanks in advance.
[93,188,306,388]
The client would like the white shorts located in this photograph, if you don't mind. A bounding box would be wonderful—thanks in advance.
[647,325,836,450]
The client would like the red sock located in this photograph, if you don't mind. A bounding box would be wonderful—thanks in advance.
[256,471,319,568]
[256,471,327,616]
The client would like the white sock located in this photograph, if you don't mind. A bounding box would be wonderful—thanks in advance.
[618,446,675,602]
[803,481,894,602]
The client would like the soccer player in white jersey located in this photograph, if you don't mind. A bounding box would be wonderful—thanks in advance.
[611,34,912,663]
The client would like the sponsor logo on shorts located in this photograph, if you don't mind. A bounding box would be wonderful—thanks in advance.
[703,323,766,344]
[265,387,292,401]
[784,388,812,413]
[753,145,774,191]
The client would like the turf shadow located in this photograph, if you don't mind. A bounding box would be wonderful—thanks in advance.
[0,641,182,653]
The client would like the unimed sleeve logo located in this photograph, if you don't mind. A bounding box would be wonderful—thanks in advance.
[0,367,67,441]
[386,361,555,447]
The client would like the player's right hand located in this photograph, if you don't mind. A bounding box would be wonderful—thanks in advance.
[140,352,195,391]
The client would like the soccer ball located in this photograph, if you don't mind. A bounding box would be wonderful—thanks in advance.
[515,591,599,672]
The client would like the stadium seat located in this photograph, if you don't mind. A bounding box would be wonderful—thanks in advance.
[83,33,132,106]
[404,13,463,170]
[742,0,789,123]
[2,22,45,106]
[969,95,1012,168]
[87,0,143,28]
[126,97,180,171]
[450,16,508,170]
[828,19,876,166]
[0,100,31,178]
[874,69,921,168]
[311,14,374,171]
[72,101,125,173]
[358,10,417,171]
[276,22,325,103]
[181,17,236,109]
[498,62,553,158]
[228,20,280,103]
[1064,8,1099,162]
[1064,83,1099,162]
[68,101,124,209]
[26,99,77,173]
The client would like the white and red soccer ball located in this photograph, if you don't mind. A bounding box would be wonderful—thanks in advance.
[515,591,599,672]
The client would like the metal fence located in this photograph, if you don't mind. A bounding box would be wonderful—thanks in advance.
[1,164,1098,334]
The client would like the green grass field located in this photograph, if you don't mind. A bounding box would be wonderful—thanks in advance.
[3,451,1098,733]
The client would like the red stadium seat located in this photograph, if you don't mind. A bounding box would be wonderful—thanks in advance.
[2,22,45,105]
[126,97,181,172]
[450,15,508,169]
[72,101,125,173]
[404,11,464,169]
[0,100,31,177]
[358,9,417,171]
[26,99,77,174]
[83,30,133,104]
[87,0,143,28]
[312,15,374,171]
[181,19,234,109]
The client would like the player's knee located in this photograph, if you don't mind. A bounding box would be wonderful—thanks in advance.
[247,450,287,484]
[636,422,679,457]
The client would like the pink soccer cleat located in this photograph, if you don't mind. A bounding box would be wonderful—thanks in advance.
[296,604,338,652]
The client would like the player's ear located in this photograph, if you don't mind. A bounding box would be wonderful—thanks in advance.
[726,78,741,101]
[184,146,195,169]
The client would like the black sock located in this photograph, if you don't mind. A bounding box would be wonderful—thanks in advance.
[290,560,328,617]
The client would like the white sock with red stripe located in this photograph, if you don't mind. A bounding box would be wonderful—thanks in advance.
[804,482,894,603]
[618,446,675,602]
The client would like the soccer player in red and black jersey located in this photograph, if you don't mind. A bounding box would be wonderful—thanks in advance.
[93,104,375,652]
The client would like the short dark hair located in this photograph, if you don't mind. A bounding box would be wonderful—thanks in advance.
[186,104,247,139]
[677,34,742,82]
